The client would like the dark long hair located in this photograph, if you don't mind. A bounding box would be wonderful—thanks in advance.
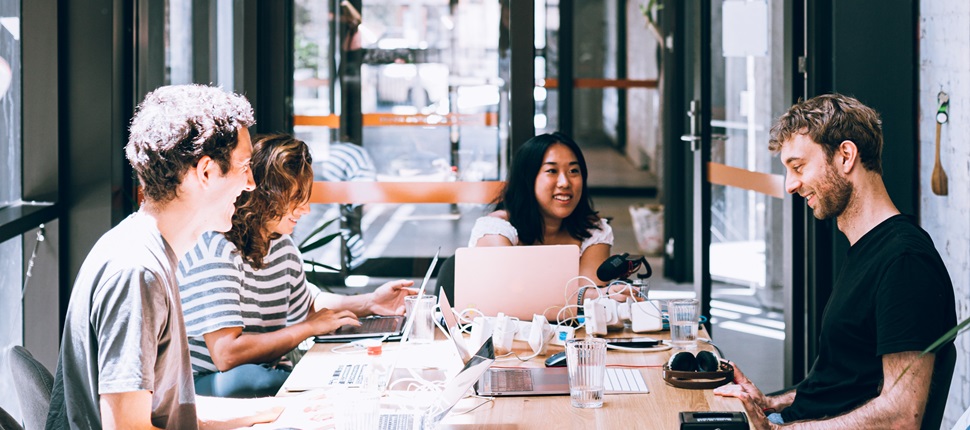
[496,132,600,245]
[225,134,313,268]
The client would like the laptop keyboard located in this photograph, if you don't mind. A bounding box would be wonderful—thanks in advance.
[335,316,402,335]
[605,368,649,393]
[489,369,534,391]
[328,363,368,386]
[379,413,415,430]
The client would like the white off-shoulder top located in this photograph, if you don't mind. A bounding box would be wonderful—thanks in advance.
[468,216,613,255]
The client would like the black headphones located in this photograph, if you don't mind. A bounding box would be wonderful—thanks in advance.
[667,350,720,372]
[663,349,734,389]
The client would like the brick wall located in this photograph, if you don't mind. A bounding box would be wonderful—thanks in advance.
[919,1,970,427]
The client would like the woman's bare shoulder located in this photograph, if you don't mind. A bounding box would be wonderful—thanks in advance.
[486,210,510,221]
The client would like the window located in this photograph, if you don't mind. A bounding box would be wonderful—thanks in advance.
[0,0,23,419]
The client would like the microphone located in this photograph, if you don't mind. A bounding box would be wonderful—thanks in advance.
[596,253,653,282]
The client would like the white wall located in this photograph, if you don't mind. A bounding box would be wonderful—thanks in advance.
[919,1,970,427]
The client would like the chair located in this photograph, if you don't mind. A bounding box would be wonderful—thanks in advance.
[434,254,457,301]
[0,405,23,430]
[922,342,956,430]
[4,346,53,430]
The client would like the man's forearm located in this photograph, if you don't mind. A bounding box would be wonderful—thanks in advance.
[766,389,796,412]
[779,351,932,429]
[197,396,283,429]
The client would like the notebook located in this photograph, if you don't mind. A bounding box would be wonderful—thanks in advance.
[378,337,496,429]
[454,245,580,321]
[314,250,440,343]
[438,290,649,396]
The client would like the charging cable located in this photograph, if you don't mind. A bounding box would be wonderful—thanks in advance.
[605,342,672,353]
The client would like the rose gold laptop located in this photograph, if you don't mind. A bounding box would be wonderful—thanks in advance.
[454,245,580,321]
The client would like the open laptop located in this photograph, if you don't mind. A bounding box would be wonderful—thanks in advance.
[377,337,496,429]
[314,250,440,343]
[438,290,649,396]
[454,245,580,321]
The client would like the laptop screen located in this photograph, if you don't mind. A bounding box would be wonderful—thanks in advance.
[398,248,440,345]
[454,245,580,321]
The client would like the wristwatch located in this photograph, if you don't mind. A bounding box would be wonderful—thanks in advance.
[577,286,591,307]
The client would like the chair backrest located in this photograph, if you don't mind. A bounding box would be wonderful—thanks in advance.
[0,405,23,430]
[434,254,457,301]
[922,342,956,430]
[4,346,53,430]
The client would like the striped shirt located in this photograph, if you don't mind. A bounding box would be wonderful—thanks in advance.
[317,143,377,182]
[177,232,318,375]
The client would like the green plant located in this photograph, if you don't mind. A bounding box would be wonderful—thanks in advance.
[298,216,341,273]
[639,0,665,51]
[895,315,968,385]
[923,316,969,356]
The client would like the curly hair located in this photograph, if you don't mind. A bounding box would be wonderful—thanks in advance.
[496,132,600,245]
[768,93,884,174]
[126,84,255,203]
[225,134,314,269]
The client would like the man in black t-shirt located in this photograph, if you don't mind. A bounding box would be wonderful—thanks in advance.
[714,94,957,429]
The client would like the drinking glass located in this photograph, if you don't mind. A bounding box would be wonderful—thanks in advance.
[668,299,700,349]
[565,337,607,408]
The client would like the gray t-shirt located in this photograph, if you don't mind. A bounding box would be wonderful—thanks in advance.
[46,212,198,429]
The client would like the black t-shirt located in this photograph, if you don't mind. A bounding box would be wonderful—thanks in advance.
[782,215,956,423]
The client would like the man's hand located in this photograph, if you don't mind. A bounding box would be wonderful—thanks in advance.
[366,280,416,315]
[714,362,780,429]
[305,308,360,335]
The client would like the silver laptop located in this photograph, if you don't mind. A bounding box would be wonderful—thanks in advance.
[438,291,648,396]
[378,337,495,429]
[314,250,439,343]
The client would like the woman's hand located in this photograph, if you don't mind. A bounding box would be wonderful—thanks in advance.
[605,282,643,302]
[304,308,360,335]
[366,280,416,315]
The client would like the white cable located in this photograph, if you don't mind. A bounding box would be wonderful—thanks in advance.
[556,304,583,327]
[605,280,635,301]
[564,275,601,305]
[605,343,672,353]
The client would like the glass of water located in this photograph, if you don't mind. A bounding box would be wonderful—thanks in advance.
[566,337,607,408]
[668,299,700,349]
[404,295,437,343]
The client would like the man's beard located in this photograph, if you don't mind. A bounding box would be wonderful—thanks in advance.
[811,163,853,220]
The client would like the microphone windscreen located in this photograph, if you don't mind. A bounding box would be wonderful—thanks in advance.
[596,253,629,282]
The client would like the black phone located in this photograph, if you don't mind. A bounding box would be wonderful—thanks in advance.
[679,411,748,430]
[604,337,661,348]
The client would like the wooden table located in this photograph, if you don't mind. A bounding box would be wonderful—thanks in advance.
[278,329,748,429]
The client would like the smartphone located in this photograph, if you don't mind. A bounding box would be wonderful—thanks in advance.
[604,337,661,348]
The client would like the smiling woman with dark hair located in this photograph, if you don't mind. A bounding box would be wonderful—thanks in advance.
[468,132,637,302]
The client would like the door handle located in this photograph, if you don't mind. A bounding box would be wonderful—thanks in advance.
[683,100,701,151]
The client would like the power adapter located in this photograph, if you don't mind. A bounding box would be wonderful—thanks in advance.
[631,300,664,332]
[550,324,576,346]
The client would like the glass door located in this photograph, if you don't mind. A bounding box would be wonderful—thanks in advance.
[681,0,797,392]
[292,0,504,282]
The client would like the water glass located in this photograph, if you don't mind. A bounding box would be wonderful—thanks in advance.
[405,295,437,343]
[668,299,700,349]
[566,337,607,408]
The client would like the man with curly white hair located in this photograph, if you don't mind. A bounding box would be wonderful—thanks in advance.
[47,85,285,429]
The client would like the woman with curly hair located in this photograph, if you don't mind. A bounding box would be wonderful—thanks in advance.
[177,134,414,398]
